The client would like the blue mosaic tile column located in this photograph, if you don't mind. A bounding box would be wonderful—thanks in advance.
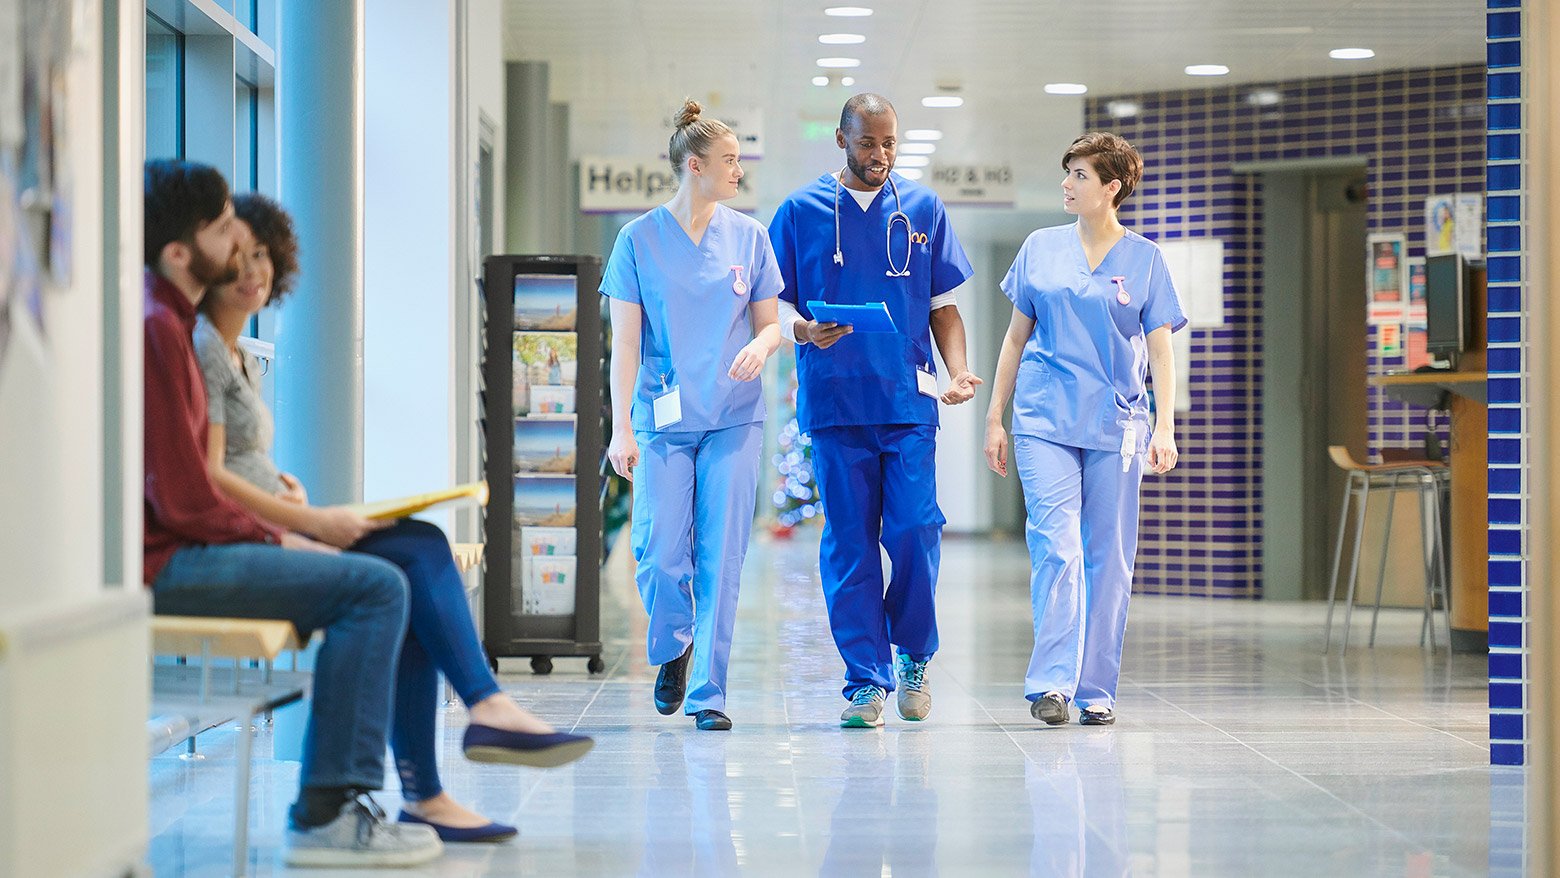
[1485,0,1526,768]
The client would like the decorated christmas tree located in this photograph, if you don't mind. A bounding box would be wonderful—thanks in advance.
[770,383,820,536]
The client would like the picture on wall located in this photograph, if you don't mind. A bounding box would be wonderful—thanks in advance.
[1366,233,1405,325]
[513,416,576,474]
[513,274,577,331]
[512,473,575,527]
[1424,194,1456,257]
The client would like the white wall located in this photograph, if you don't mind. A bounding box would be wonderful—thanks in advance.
[0,1,148,873]
[364,0,504,531]
[365,0,454,511]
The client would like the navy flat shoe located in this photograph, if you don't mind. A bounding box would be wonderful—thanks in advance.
[1080,707,1116,726]
[694,709,732,731]
[398,809,517,843]
[462,723,595,768]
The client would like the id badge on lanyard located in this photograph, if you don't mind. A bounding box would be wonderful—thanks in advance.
[916,365,938,398]
[1120,424,1138,472]
[653,374,683,430]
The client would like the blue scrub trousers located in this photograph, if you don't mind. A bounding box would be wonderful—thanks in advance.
[632,422,764,714]
[811,423,944,700]
[1014,434,1143,710]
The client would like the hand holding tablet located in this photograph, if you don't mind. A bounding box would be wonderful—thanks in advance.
[805,301,897,333]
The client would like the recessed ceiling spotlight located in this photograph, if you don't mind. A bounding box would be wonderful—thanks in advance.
[895,155,930,168]
[812,75,830,87]
[817,57,861,68]
[921,95,963,108]
[1245,89,1282,106]
[904,129,943,141]
[819,33,866,44]
[1044,82,1088,95]
[1106,100,1141,118]
[1329,47,1375,60]
[899,142,936,155]
[840,76,856,86]
[896,167,924,180]
[824,6,873,16]
[1185,64,1230,76]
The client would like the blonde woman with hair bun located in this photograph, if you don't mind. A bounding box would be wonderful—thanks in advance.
[599,98,783,732]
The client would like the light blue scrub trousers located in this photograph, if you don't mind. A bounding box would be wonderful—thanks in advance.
[1014,434,1144,711]
[632,422,764,714]
[811,423,944,700]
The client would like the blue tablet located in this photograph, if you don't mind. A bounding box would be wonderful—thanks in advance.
[805,301,897,333]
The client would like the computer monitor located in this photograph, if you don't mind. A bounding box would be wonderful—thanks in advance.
[1424,253,1466,357]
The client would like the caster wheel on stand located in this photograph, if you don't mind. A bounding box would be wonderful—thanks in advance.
[587,655,606,674]
[530,656,553,675]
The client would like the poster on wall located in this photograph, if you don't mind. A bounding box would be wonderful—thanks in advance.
[1424,195,1456,257]
[1405,257,1428,327]
[1366,233,1406,325]
[1454,193,1483,259]
[1378,323,1403,358]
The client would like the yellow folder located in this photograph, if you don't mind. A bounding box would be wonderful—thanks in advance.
[343,481,490,521]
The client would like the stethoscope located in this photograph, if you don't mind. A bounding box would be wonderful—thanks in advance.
[832,169,913,278]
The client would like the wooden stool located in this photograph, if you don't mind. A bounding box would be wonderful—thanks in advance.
[1322,446,1451,654]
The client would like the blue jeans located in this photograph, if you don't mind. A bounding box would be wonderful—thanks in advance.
[351,519,503,801]
[152,542,410,793]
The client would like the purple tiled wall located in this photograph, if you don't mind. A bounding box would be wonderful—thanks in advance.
[1085,65,1487,599]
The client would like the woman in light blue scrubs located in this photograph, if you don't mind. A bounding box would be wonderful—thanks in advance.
[601,100,783,732]
[984,132,1187,727]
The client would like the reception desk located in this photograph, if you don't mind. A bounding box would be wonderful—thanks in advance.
[1370,365,1488,651]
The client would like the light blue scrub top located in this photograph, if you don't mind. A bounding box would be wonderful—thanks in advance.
[769,172,973,433]
[600,203,783,434]
[1001,224,1188,453]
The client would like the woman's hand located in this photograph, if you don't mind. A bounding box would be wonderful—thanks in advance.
[308,506,391,549]
[281,531,339,554]
[276,473,308,505]
[608,431,640,482]
[984,422,1010,477]
[1147,427,1178,474]
[728,339,771,382]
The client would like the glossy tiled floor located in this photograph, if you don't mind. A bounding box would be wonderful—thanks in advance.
[148,533,1513,876]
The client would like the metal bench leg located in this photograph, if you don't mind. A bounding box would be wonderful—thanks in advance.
[1368,473,1401,648]
[233,710,255,878]
[1324,472,1359,652]
[1340,477,1372,655]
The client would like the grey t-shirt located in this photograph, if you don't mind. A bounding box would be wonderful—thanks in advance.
[193,315,285,494]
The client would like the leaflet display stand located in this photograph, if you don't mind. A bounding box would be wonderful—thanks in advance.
[482,255,606,674]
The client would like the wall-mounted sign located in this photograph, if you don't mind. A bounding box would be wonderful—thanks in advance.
[719,109,764,160]
[578,156,758,214]
[928,163,1015,206]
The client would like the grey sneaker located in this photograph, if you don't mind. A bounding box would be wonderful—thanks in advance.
[895,653,931,721]
[284,793,443,868]
[840,685,887,728]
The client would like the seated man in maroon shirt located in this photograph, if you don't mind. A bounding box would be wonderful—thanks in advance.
[142,160,440,869]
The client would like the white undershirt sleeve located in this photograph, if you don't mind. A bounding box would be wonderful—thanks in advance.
[930,281,965,311]
[778,297,807,344]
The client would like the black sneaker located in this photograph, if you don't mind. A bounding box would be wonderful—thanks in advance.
[694,709,732,731]
[1031,691,1069,725]
[1080,706,1115,726]
[654,646,692,715]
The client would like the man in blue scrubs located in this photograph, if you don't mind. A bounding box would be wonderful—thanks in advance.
[769,93,978,728]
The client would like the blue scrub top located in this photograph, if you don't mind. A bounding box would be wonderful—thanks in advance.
[769,172,973,433]
[1001,224,1188,453]
[600,203,783,434]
